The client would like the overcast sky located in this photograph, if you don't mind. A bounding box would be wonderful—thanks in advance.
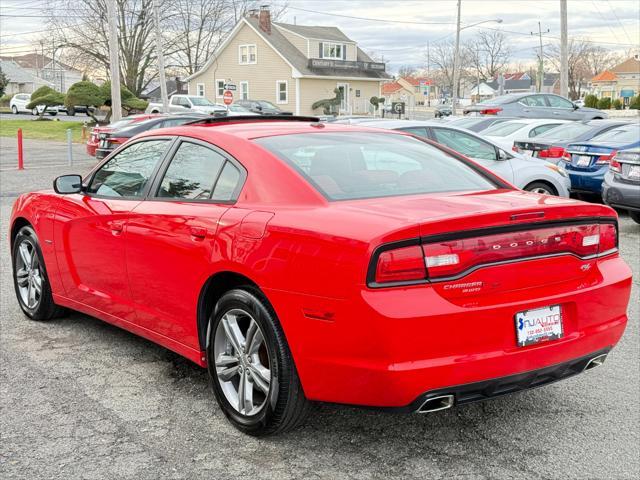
[1,0,639,73]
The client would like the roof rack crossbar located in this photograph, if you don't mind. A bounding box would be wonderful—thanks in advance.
[185,115,321,125]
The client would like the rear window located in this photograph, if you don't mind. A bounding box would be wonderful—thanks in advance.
[255,132,497,201]
[483,122,527,137]
[537,123,592,141]
[478,96,517,105]
[591,125,640,143]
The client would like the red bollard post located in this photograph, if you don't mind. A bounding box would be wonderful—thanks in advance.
[17,128,24,170]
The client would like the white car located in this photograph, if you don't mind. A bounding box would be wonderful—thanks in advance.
[358,119,571,197]
[481,118,570,151]
[9,93,58,116]
[146,94,228,115]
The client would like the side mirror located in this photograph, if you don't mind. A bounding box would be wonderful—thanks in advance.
[573,104,579,110]
[54,174,83,194]
[255,105,262,111]
[497,149,510,161]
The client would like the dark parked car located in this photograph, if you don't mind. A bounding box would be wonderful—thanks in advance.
[446,116,518,132]
[95,114,207,160]
[564,123,640,196]
[234,100,292,115]
[464,93,607,120]
[513,120,632,164]
[434,105,452,118]
[602,148,640,223]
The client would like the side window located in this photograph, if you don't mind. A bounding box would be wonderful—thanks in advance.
[157,142,225,200]
[521,95,546,107]
[530,124,560,137]
[398,127,428,138]
[432,129,497,161]
[546,95,574,108]
[87,140,169,198]
[212,162,242,201]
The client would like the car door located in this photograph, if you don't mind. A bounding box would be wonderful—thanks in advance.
[518,95,549,118]
[429,127,515,183]
[53,138,172,320]
[125,138,245,347]
[545,94,580,120]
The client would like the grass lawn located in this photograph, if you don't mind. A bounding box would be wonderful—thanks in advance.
[0,119,87,143]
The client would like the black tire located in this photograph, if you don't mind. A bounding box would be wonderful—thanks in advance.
[12,225,65,321]
[49,112,58,116]
[629,211,640,224]
[206,288,310,436]
[31,108,38,116]
[524,181,558,196]
[12,105,18,114]
[68,107,75,116]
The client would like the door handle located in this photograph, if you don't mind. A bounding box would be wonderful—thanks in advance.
[189,226,207,240]
[109,220,124,235]
[552,111,560,115]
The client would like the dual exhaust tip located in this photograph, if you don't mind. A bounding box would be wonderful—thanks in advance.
[417,353,608,414]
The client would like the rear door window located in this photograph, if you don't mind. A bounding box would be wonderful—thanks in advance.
[520,96,547,107]
[431,128,498,161]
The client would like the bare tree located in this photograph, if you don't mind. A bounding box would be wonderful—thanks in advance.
[430,40,470,97]
[396,65,418,78]
[465,31,511,81]
[582,46,623,77]
[546,39,596,99]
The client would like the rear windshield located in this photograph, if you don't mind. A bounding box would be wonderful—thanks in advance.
[537,122,592,141]
[108,118,136,129]
[255,132,497,201]
[483,121,527,136]
[591,125,640,143]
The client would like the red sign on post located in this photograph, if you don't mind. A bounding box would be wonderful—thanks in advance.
[223,90,233,105]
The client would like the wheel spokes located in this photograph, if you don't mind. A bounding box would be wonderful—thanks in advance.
[246,325,264,356]
[216,354,240,381]
[249,364,270,394]
[16,268,29,287]
[221,313,245,354]
[240,370,253,414]
[18,243,32,268]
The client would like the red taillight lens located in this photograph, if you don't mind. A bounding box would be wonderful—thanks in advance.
[596,150,617,165]
[422,223,617,280]
[108,137,127,145]
[374,245,426,284]
[609,159,622,173]
[539,146,566,158]
[512,145,520,153]
[480,108,502,115]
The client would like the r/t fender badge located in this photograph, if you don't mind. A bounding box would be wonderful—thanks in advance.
[580,263,593,272]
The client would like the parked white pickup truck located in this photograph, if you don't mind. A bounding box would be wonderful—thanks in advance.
[146,95,228,114]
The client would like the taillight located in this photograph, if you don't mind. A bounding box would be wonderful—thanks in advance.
[422,223,617,280]
[479,108,502,115]
[610,159,622,173]
[371,223,617,286]
[374,245,426,284]
[512,145,520,153]
[561,151,572,163]
[596,150,617,165]
[539,146,566,159]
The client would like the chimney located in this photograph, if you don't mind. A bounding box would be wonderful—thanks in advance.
[259,5,271,34]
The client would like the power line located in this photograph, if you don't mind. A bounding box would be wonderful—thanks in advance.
[605,0,634,45]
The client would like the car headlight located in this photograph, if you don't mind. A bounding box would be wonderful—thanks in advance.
[545,164,568,178]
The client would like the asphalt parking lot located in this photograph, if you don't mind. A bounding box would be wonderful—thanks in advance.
[0,141,638,480]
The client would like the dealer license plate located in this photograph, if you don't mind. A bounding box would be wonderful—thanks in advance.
[576,155,591,167]
[515,305,563,347]
[627,165,640,179]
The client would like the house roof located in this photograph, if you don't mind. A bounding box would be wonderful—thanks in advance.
[401,76,429,86]
[486,78,532,91]
[274,22,354,42]
[592,70,617,82]
[0,53,80,73]
[0,59,54,86]
[610,57,640,74]
[382,82,403,94]
[142,79,187,99]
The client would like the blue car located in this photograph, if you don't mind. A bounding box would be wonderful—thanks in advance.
[564,123,640,195]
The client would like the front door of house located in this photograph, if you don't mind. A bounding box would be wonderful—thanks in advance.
[337,83,349,114]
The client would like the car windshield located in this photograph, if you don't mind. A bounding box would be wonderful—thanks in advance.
[258,101,278,109]
[483,122,527,136]
[189,96,215,106]
[229,104,250,112]
[536,123,592,141]
[591,125,640,143]
[255,132,497,201]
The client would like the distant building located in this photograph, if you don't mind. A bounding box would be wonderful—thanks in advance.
[142,78,188,101]
[591,56,640,106]
[0,59,54,95]
[0,53,82,93]
[185,6,390,115]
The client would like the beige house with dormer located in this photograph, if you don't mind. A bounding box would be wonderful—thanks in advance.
[185,6,390,116]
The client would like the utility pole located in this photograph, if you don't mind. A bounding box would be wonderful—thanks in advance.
[153,0,169,113]
[560,0,569,98]
[531,22,550,93]
[106,0,122,122]
[451,0,462,115]
[426,40,431,107]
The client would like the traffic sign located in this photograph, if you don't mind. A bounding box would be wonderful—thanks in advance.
[223,90,233,105]
[224,83,237,91]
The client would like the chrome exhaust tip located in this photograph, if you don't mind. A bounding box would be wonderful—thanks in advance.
[584,353,607,371]
[417,394,455,413]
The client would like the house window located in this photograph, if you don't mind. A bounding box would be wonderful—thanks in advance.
[276,80,288,104]
[216,79,225,97]
[196,83,205,97]
[239,44,257,64]
[322,42,343,60]
[240,81,249,100]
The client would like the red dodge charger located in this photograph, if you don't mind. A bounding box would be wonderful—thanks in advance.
[10,116,632,435]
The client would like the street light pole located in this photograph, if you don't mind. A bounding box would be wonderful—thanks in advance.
[153,0,169,113]
[451,0,462,116]
[560,0,569,98]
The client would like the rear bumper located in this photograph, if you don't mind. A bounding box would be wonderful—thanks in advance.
[567,166,607,194]
[267,255,632,408]
[86,141,98,157]
[95,148,113,160]
[602,172,640,211]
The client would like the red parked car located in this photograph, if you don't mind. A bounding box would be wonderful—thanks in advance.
[86,114,162,156]
[10,116,632,436]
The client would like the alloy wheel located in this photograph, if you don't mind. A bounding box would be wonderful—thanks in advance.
[15,239,43,310]
[213,308,272,416]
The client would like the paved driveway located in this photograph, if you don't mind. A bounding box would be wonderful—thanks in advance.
[0,142,638,480]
